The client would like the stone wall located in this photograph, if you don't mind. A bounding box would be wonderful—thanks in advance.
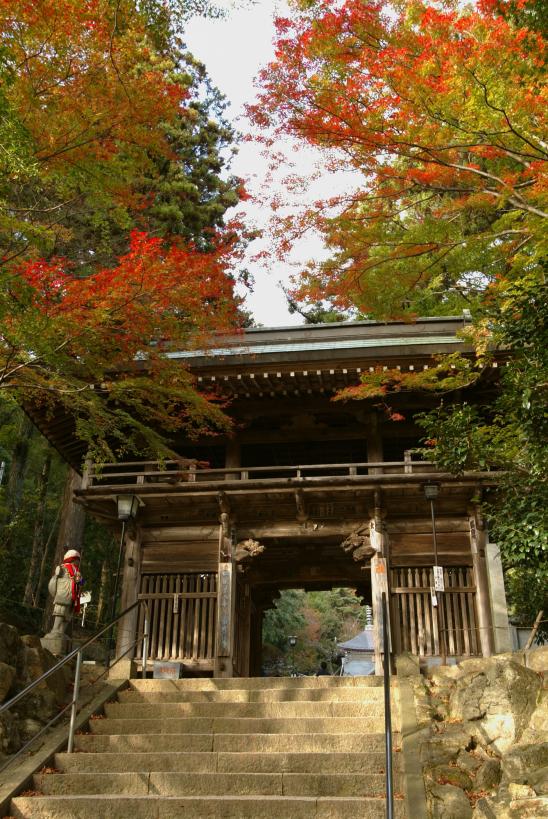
[0,622,71,761]
[402,647,548,818]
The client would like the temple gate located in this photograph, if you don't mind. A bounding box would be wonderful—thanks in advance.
[29,317,512,675]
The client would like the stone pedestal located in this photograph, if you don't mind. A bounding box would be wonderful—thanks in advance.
[40,632,69,657]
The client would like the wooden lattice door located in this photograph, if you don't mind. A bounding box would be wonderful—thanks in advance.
[391,566,480,658]
[135,572,217,662]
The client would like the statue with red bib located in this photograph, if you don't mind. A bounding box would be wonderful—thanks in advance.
[41,549,83,655]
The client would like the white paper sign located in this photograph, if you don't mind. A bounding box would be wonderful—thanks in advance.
[80,591,91,626]
[431,587,438,607]
[433,566,445,592]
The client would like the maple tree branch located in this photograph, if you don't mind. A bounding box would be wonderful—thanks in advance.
[0,343,18,386]
[2,380,91,395]
[466,68,548,159]
[108,0,133,106]
[0,337,74,386]
[416,102,543,160]
[34,59,77,98]
[404,247,455,293]
[6,196,80,215]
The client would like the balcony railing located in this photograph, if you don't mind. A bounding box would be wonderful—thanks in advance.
[82,454,438,489]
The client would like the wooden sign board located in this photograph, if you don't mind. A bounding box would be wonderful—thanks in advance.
[433,565,445,592]
[217,562,235,657]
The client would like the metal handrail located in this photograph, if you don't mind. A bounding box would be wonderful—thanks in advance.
[382,591,394,819]
[0,599,149,772]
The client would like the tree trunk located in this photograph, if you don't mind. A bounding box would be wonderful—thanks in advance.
[43,467,86,629]
[34,503,61,608]
[1,414,35,543]
[53,468,86,561]
[0,414,35,604]
[23,453,52,606]
[95,558,110,625]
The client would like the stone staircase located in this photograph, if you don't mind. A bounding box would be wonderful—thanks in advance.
[11,676,406,818]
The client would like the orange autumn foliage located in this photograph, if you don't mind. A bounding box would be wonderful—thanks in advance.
[250,0,547,318]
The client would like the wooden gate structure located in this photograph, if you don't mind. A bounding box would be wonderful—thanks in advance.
[28,317,512,675]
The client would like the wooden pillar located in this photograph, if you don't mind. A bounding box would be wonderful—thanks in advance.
[225,440,241,479]
[115,526,142,663]
[371,555,389,675]
[365,411,383,473]
[469,505,494,657]
[214,505,236,676]
[239,580,252,677]
[369,490,385,556]
[249,603,263,677]
[369,489,392,674]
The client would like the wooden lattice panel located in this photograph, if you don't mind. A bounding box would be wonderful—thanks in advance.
[391,566,480,657]
[136,572,217,662]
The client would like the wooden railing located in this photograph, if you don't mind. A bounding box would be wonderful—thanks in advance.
[83,456,436,489]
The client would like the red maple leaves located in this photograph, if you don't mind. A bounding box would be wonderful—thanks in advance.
[15,230,239,364]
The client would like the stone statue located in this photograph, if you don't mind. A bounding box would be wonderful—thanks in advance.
[41,549,83,656]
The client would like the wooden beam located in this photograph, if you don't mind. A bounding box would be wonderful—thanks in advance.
[246,563,366,586]
[138,592,217,600]
[142,526,219,542]
[295,489,307,523]
[143,563,218,575]
[387,519,470,534]
[228,521,371,540]
[141,541,218,558]
[391,555,473,567]
[390,533,470,553]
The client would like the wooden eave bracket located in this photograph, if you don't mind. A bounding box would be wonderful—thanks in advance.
[340,523,376,563]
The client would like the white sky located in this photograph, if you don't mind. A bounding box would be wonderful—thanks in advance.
[184,1,351,327]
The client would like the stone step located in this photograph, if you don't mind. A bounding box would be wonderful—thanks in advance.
[11,675,407,819]
[129,676,384,691]
[118,687,387,703]
[88,716,387,735]
[104,701,395,719]
[11,794,406,819]
[74,732,400,754]
[34,771,403,798]
[56,750,401,774]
